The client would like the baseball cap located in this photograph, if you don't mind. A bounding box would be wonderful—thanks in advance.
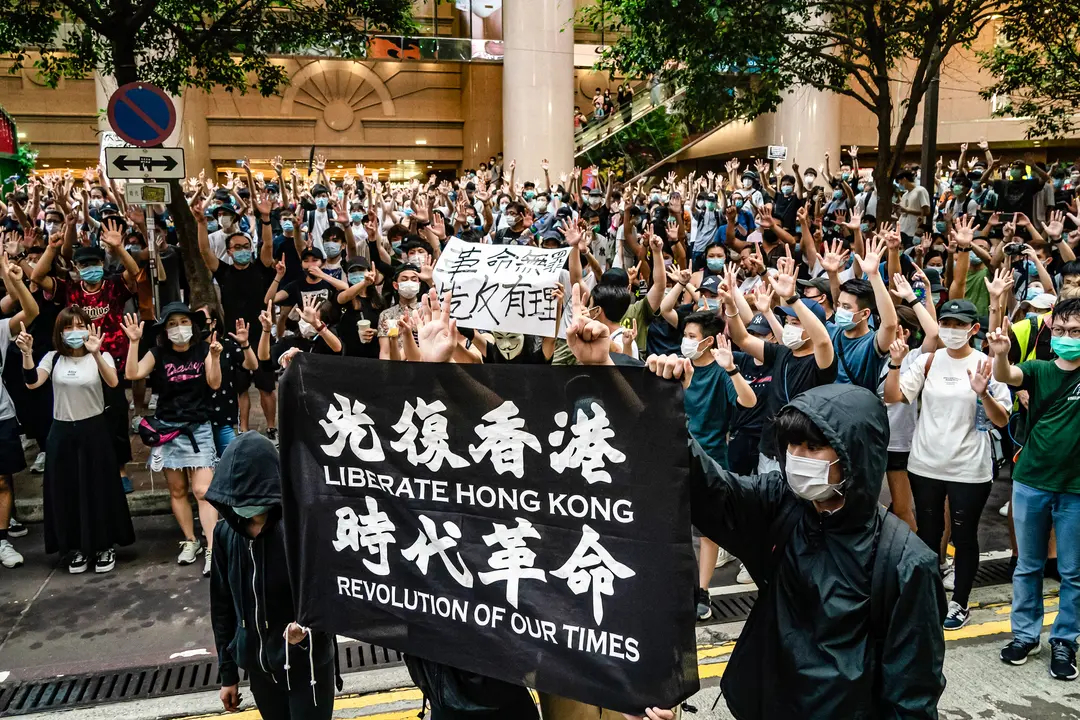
[797,276,830,296]
[72,246,106,264]
[700,275,722,295]
[780,298,827,325]
[747,313,772,336]
[346,257,371,272]
[1024,293,1056,311]
[938,299,978,324]
[300,247,325,261]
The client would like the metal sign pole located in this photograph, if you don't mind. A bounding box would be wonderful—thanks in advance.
[146,211,160,317]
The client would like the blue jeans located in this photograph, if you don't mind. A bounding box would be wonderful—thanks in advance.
[212,424,238,458]
[1011,481,1080,648]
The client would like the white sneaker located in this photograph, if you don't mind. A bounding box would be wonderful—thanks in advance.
[177,540,201,565]
[715,548,736,569]
[736,563,754,584]
[999,501,1010,518]
[20,436,35,452]
[0,539,24,568]
[148,394,158,411]
[943,567,955,591]
[8,518,28,538]
[31,452,46,474]
[203,548,213,578]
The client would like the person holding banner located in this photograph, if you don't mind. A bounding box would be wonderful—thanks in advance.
[645,350,947,718]
[207,431,337,720]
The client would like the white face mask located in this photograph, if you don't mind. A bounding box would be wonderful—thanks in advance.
[803,174,815,186]
[398,280,420,299]
[741,178,753,189]
[218,215,234,230]
[680,337,705,361]
[297,318,318,339]
[167,325,193,344]
[938,326,972,350]
[782,324,807,349]
[45,222,60,235]
[785,451,843,502]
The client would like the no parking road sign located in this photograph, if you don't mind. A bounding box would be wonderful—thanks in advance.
[107,83,177,148]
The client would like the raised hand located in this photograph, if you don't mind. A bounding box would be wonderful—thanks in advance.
[766,253,798,300]
[952,214,976,248]
[891,273,917,303]
[300,293,321,325]
[230,318,250,346]
[83,324,102,353]
[888,331,909,366]
[855,233,887,275]
[208,331,223,357]
[753,284,775,314]
[987,321,1012,357]
[1042,209,1065,240]
[417,289,460,363]
[259,299,274,333]
[14,321,32,356]
[711,333,736,370]
[565,283,611,366]
[984,266,1014,303]
[967,358,992,396]
[121,312,144,341]
[820,239,849,274]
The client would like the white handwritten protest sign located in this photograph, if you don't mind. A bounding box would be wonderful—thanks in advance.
[432,238,571,337]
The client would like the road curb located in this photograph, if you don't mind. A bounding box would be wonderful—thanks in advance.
[15,490,174,523]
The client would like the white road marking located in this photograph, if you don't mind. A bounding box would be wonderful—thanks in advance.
[169,649,211,660]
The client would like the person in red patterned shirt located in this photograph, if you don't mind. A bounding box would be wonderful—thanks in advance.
[31,217,140,478]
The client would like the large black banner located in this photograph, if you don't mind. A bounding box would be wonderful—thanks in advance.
[279,355,699,713]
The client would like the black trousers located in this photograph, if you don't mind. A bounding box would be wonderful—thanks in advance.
[908,472,992,607]
[247,662,335,720]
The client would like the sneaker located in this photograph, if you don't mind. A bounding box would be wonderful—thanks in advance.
[265,427,279,446]
[0,540,24,568]
[203,548,213,578]
[31,452,45,474]
[20,436,35,451]
[147,394,158,411]
[943,567,955,591]
[1000,638,1041,665]
[120,475,134,494]
[736,564,754,584]
[943,601,970,630]
[714,548,736,569]
[1049,639,1078,680]
[8,518,28,538]
[999,501,1010,517]
[68,551,88,574]
[177,539,201,565]
[695,586,713,621]
[94,548,115,574]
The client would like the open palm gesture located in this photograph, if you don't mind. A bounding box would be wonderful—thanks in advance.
[84,325,103,354]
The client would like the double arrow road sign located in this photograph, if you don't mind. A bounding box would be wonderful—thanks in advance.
[104,147,185,180]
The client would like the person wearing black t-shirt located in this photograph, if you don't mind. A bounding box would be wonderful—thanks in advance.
[492,202,528,244]
[728,314,777,475]
[123,303,222,576]
[197,194,278,439]
[336,257,385,359]
[195,306,258,456]
[273,247,348,340]
[994,160,1050,218]
[720,261,837,473]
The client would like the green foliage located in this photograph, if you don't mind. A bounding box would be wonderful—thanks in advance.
[979,6,1080,139]
[15,144,38,178]
[0,0,417,94]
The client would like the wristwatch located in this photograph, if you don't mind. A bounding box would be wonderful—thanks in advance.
[888,362,902,370]
[783,295,799,305]
[901,298,918,308]
[725,367,741,377]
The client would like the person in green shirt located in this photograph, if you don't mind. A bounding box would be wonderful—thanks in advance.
[948,215,994,318]
[990,297,1080,680]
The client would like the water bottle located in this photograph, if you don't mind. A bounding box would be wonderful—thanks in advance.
[975,396,991,432]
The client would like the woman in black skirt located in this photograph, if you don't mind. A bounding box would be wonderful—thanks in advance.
[16,306,135,573]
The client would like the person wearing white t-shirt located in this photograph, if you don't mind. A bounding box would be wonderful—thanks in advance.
[209,205,242,265]
[17,307,134,575]
[877,281,940,535]
[896,170,931,242]
[884,298,1011,632]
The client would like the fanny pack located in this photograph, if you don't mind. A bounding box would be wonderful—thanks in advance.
[137,416,201,452]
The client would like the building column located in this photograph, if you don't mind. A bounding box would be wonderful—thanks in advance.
[771,85,841,172]
[178,89,214,179]
[502,0,574,182]
[462,65,503,171]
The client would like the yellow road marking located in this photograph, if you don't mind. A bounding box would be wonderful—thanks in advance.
[179,595,1057,719]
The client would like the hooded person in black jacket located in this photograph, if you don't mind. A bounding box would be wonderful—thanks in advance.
[207,432,337,719]
[647,353,947,719]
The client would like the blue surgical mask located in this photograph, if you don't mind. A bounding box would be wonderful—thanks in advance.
[935,221,947,234]
[952,184,964,195]
[62,329,89,349]
[1025,287,1041,301]
[734,200,744,209]
[834,307,859,330]
[860,223,869,233]
[969,250,983,265]
[704,298,720,311]
[971,182,982,193]
[232,249,252,265]
[324,241,341,258]
[79,266,104,284]
[781,185,793,196]
[125,244,141,255]
[832,189,842,199]
[315,197,329,210]
[350,212,364,224]
[523,190,536,201]
[348,271,366,285]
[706,257,725,271]
[1023,260,1039,276]
[281,220,294,232]
[207,220,220,233]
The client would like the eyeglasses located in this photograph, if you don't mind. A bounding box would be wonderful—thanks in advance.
[1050,327,1080,339]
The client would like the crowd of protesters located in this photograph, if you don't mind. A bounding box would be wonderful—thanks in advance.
[0,137,1077,718]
